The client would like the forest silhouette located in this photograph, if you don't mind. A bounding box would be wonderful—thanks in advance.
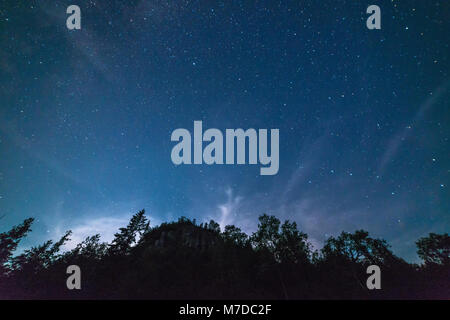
[0,210,448,299]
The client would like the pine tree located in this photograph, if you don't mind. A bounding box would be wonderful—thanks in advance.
[109,209,150,255]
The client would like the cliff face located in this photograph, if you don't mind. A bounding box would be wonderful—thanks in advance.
[139,222,221,252]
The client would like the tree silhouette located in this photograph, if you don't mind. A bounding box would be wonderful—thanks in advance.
[0,218,34,276]
[108,209,150,255]
[10,230,72,272]
[222,225,248,246]
[0,211,448,299]
[251,214,281,254]
[277,220,310,264]
[416,233,450,266]
[321,230,398,266]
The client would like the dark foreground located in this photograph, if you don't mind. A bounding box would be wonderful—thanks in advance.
[0,210,448,299]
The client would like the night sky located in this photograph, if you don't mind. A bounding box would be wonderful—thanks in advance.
[0,0,448,262]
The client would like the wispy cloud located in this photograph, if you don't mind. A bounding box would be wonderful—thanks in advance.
[57,215,131,250]
[216,187,242,230]
[378,81,449,174]
[49,201,157,251]
[282,133,330,203]
[0,118,89,187]
[40,3,117,84]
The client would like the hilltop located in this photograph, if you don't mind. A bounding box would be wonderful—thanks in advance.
[0,210,448,299]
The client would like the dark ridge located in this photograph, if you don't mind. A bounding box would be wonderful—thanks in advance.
[0,211,448,299]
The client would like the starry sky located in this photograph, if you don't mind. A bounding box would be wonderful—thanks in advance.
[0,0,448,262]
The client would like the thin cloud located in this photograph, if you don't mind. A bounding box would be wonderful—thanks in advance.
[50,202,157,251]
[58,215,131,250]
[0,118,89,187]
[378,81,449,174]
[216,187,242,230]
[40,3,117,84]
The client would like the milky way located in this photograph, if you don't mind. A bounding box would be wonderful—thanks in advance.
[0,1,448,261]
